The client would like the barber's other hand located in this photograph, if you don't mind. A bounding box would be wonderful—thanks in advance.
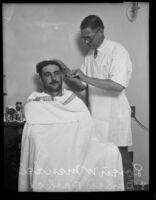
[52,59,70,70]
[52,59,72,78]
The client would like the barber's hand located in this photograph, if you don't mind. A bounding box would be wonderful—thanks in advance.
[70,69,86,81]
[52,59,68,70]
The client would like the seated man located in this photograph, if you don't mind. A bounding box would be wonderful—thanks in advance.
[18,60,124,192]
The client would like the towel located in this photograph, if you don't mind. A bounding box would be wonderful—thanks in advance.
[18,89,124,191]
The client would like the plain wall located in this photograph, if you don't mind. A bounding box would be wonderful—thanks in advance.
[3,3,149,185]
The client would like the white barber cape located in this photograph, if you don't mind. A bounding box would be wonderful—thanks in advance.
[80,38,132,146]
[18,89,124,191]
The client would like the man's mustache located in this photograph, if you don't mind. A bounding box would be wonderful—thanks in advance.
[49,81,59,84]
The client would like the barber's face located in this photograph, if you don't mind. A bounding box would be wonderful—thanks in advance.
[81,27,103,49]
[40,64,63,93]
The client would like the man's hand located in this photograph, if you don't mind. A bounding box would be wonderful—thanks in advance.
[52,59,72,78]
[70,69,86,81]
[52,59,69,70]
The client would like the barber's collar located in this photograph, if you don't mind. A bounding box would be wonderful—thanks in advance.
[93,38,108,58]
[97,37,108,52]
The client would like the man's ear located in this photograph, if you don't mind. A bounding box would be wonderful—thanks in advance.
[34,73,43,92]
[37,74,42,82]
[61,72,65,79]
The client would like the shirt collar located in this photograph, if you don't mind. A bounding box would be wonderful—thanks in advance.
[97,37,108,52]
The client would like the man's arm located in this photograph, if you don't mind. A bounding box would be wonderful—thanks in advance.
[84,76,124,91]
[71,69,125,92]
[64,76,87,92]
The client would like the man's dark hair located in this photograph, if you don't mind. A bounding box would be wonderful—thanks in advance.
[80,15,104,31]
[36,60,62,76]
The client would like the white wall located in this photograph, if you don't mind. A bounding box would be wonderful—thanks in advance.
[3,3,149,185]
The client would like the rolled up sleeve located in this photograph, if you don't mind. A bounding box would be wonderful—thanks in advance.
[109,45,132,88]
[80,61,88,87]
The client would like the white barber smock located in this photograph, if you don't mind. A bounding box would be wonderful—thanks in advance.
[80,38,132,146]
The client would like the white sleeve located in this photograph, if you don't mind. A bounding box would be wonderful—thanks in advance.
[109,45,132,88]
[80,62,87,87]
[80,62,87,74]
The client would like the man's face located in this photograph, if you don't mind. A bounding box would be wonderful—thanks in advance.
[40,64,63,93]
[81,27,102,49]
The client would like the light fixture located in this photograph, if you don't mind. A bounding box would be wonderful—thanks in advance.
[126,2,140,22]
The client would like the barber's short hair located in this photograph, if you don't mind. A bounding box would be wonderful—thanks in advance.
[80,15,104,31]
[36,60,62,75]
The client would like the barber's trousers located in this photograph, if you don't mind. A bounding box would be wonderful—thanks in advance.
[118,147,134,191]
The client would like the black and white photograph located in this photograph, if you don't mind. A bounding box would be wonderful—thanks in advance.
[3,3,150,193]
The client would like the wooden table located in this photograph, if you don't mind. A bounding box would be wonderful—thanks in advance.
[4,121,25,191]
